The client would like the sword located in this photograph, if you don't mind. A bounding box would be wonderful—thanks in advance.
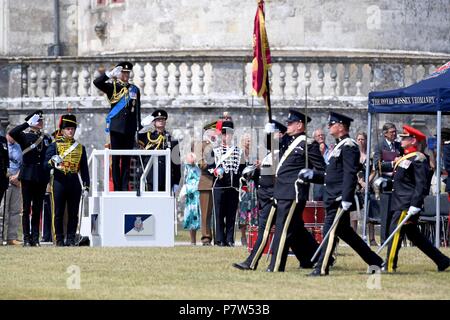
[75,189,86,246]
[376,210,412,254]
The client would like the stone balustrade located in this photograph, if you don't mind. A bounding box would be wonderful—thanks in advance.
[3,51,449,109]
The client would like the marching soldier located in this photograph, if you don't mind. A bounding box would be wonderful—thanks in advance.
[266,110,326,272]
[139,109,181,192]
[210,120,244,246]
[384,125,449,272]
[233,120,317,270]
[9,110,52,246]
[93,61,141,191]
[300,112,383,276]
[45,114,90,246]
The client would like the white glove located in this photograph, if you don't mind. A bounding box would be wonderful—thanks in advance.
[264,122,276,133]
[407,206,421,215]
[341,201,352,211]
[27,114,41,127]
[106,66,123,78]
[51,155,63,167]
[82,186,89,198]
[298,168,314,180]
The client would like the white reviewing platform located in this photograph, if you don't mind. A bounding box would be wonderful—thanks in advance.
[85,149,175,247]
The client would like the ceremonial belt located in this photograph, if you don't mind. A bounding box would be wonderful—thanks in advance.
[275,135,306,176]
[216,147,235,167]
[22,134,44,156]
[393,152,419,170]
[105,84,137,133]
[60,141,80,160]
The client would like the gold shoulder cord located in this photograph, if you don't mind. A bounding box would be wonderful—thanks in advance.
[109,81,128,105]
[146,132,165,150]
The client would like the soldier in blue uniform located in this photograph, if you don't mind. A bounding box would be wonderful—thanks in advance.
[93,61,141,191]
[260,111,326,272]
[385,125,449,272]
[138,109,181,192]
[45,115,90,246]
[300,112,383,276]
[9,110,52,246]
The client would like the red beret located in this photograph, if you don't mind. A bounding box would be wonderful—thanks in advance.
[399,125,426,142]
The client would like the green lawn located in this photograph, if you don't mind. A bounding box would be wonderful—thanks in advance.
[0,244,449,300]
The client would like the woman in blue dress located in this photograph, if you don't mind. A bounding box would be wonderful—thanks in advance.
[182,153,201,245]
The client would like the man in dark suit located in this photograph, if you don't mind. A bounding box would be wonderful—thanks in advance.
[93,61,141,191]
[264,110,326,272]
[373,123,403,242]
[9,110,52,246]
[385,125,449,272]
[300,112,383,276]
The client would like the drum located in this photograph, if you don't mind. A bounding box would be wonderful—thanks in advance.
[247,225,275,254]
[303,201,325,243]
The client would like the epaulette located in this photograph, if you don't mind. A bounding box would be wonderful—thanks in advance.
[414,152,427,162]
[344,138,358,147]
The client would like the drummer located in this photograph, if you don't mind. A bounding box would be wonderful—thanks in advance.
[138,109,181,193]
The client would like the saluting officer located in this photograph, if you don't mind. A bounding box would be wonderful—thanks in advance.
[233,120,315,270]
[9,110,52,246]
[45,115,90,247]
[93,61,141,191]
[385,125,449,272]
[300,112,383,276]
[266,110,326,272]
[139,109,181,192]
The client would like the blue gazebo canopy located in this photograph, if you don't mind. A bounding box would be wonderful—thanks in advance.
[368,62,450,113]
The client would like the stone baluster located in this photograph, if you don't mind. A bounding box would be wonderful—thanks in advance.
[60,67,68,96]
[30,67,38,97]
[40,67,48,97]
[410,64,418,84]
[343,64,350,96]
[279,63,286,97]
[71,66,79,96]
[330,63,338,96]
[93,68,101,95]
[304,63,311,96]
[355,64,363,96]
[150,63,158,96]
[317,63,325,96]
[198,62,205,95]
[291,63,299,97]
[82,65,90,96]
[173,63,181,96]
[138,63,146,95]
[50,66,58,97]
[21,65,28,97]
[162,63,169,95]
[186,62,193,95]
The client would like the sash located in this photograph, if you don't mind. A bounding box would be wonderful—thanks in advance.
[22,134,44,156]
[393,152,419,170]
[105,85,137,133]
[59,141,80,160]
[275,135,306,176]
[326,137,355,162]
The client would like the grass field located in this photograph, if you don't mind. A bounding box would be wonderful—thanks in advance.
[0,237,449,300]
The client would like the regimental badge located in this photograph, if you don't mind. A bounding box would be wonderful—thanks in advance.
[130,90,137,100]
[133,217,144,232]
[44,139,49,147]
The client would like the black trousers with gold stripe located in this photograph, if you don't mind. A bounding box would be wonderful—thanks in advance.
[386,210,449,272]
[52,172,82,243]
[267,199,319,272]
[316,202,383,274]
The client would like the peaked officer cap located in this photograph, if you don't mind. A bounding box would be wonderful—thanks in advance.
[151,109,168,121]
[286,109,311,123]
[327,112,353,126]
[25,110,44,121]
[116,61,133,72]
[399,125,426,142]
